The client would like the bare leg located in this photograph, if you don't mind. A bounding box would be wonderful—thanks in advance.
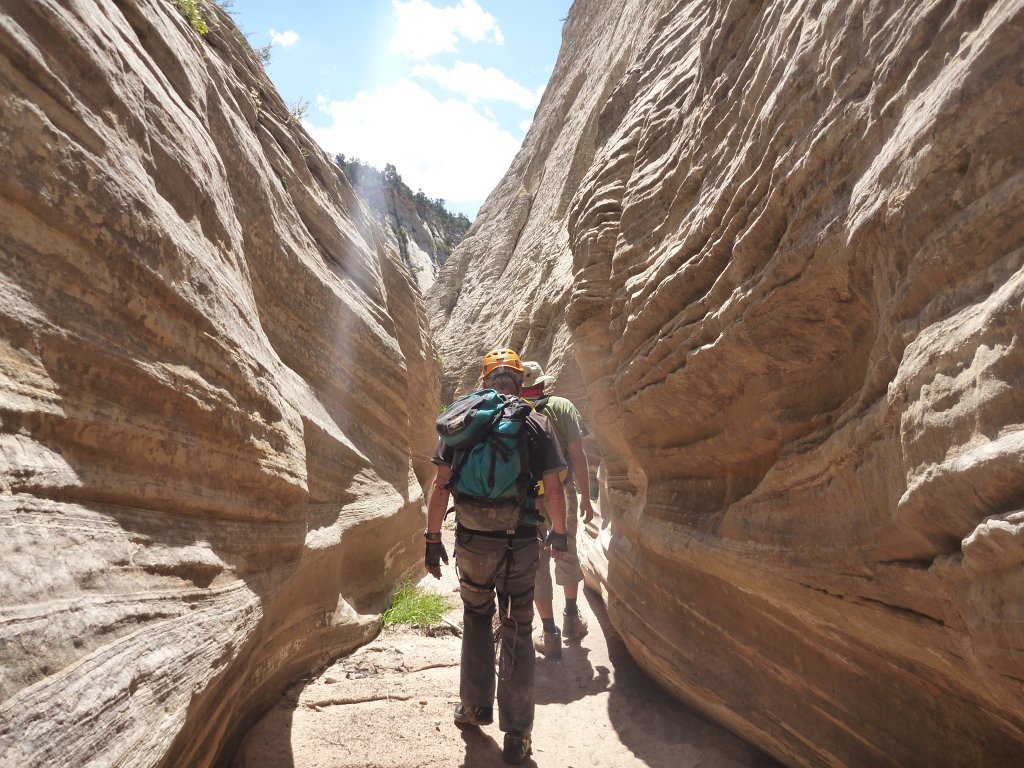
[535,597,554,620]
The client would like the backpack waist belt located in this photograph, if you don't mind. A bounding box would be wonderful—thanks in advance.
[453,493,522,534]
[453,492,519,508]
[456,523,538,539]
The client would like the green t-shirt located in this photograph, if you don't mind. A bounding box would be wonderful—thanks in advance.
[533,395,587,463]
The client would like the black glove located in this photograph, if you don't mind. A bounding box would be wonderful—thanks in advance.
[545,530,568,552]
[425,540,449,569]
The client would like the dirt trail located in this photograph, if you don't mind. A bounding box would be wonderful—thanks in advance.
[234,527,780,768]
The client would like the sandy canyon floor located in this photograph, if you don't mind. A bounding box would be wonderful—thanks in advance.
[234,526,780,768]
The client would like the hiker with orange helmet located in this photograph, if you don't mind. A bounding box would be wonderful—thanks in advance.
[425,348,567,765]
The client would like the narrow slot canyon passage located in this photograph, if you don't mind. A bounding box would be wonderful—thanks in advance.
[233,521,781,768]
[4,0,1023,766]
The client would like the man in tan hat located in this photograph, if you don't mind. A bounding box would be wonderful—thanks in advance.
[520,360,595,659]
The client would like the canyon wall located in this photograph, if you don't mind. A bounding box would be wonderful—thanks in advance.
[427,0,677,404]
[345,166,471,295]
[429,0,1024,765]
[0,2,437,766]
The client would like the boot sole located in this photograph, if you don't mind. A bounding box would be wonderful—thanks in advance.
[502,740,532,764]
[534,643,562,659]
[454,708,493,728]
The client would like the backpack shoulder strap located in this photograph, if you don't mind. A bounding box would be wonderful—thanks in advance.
[508,399,535,505]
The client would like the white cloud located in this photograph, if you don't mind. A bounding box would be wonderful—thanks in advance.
[519,118,532,135]
[389,0,502,59]
[412,61,538,109]
[309,79,521,202]
[269,29,300,47]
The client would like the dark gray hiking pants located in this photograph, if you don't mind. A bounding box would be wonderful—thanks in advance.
[454,527,540,736]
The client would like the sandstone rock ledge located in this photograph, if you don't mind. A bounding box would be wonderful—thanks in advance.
[431,0,1024,766]
[0,2,437,766]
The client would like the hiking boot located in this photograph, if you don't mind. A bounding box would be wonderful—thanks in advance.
[453,703,493,728]
[533,628,562,659]
[562,611,589,642]
[502,733,532,764]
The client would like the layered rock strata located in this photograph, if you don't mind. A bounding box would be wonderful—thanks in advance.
[427,0,676,405]
[0,2,437,766]
[431,0,1024,765]
[351,172,471,295]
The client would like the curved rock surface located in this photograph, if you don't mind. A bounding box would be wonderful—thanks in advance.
[431,0,1024,765]
[0,2,437,766]
[427,0,677,404]
[349,170,471,295]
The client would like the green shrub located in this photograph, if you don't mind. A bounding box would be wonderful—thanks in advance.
[288,97,309,125]
[175,0,209,35]
[381,579,450,627]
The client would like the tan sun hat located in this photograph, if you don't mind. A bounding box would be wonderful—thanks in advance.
[522,361,554,388]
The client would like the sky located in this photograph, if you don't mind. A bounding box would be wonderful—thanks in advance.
[225,1,574,218]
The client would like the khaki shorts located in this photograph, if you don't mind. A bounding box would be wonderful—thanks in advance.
[533,483,582,602]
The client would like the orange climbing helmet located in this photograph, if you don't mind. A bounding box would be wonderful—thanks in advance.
[480,348,525,379]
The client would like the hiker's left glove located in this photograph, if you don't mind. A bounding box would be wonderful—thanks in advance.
[424,531,448,577]
[545,530,568,553]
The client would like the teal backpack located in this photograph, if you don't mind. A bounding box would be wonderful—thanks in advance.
[436,390,534,525]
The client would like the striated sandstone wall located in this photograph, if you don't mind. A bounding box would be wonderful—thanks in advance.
[0,2,438,766]
[426,0,675,405]
[432,0,1024,765]
[354,175,471,295]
